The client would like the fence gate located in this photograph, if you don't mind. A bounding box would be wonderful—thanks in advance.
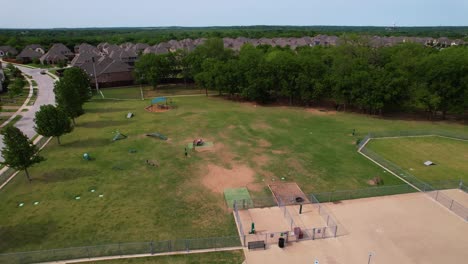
[312,227,326,240]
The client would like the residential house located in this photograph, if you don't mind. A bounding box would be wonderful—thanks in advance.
[126,43,150,54]
[0,46,18,58]
[74,43,100,55]
[78,56,134,88]
[40,43,74,64]
[108,49,138,66]
[70,51,99,67]
[24,44,45,54]
[16,47,43,63]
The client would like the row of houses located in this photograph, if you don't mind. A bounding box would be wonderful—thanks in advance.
[2,35,466,64]
[0,43,74,64]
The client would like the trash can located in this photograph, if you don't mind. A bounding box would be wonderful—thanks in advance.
[278,237,285,248]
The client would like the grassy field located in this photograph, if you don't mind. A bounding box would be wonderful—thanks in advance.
[0,95,467,253]
[82,250,244,264]
[366,136,468,183]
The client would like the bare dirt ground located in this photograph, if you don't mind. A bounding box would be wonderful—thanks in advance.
[241,192,468,264]
[144,105,170,113]
[441,189,468,207]
[269,182,309,205]
[202,164,258,193]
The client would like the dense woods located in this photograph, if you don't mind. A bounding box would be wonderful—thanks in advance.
[135,37,468,120]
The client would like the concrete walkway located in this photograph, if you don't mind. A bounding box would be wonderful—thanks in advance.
[39,246,243,264]
[0,63,56,161]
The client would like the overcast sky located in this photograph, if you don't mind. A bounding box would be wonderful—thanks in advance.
[1,0,467,28]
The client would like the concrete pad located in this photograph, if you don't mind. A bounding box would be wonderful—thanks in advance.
[243,192,468,264]
[441,189,468,208]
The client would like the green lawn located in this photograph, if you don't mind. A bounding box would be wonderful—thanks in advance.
[0,96,467,253]
[84,250,244,264]
[366,136,468,184]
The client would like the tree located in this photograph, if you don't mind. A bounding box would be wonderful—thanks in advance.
[134,53,171,90]
[54,68,91,124]
[8,78,25,98]
[34,105,73,145]
[61,68,92,105]
[0,126,44,182]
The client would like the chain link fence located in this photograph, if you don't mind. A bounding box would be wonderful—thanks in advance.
[357,130,468,221]
[0,236,241,264]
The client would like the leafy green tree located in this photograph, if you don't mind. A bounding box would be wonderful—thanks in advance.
[54,68,91,124]
[54,77,84,125]
[62,68,92,105]
[34,105,73,145]
[8,78,25,98]
[1,126,44,182]
[188,38,233,76]
[134,53,171,90]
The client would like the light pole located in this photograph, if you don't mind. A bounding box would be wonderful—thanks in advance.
[368,252,374,264]
[92,57,100,95]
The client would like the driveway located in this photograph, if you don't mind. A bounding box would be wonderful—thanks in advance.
[0,65,56,161]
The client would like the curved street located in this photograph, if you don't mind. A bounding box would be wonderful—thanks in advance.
[0,65,56,161]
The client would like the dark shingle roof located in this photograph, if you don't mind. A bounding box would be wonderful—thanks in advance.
[17,48,43,59]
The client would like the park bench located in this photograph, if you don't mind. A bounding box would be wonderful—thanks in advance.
[248,240,266,250]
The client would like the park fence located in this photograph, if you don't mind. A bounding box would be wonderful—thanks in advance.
[357,130,468,221]
[0,236,241,264]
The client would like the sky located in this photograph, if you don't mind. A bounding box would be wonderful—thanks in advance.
[1,0,467,28]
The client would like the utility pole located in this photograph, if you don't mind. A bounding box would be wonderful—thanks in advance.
[92,57,100,95]
[368,252,374,264]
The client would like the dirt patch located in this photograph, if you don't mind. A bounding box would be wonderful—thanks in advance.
[227,125,236,129]
[213,142,236,164]
[145,105,171,113]
[269,182,309,205]
[272,149,287,154]
[202,163,258,193]
[305,108,336,115]
[253,154,270,167]
[258,139,272,148]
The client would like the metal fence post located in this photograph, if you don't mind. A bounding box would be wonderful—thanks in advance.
[150,241,154,255]
[185,239,189,252]
[435,191,439,201]
[328,192,332,202]
[326,215,330,226]
[334,226,338,237]
[449,200,454,210]
[86,247,91,259]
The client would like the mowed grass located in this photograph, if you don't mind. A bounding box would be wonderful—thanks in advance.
[0,96,467,253]
[366,136,468,183]
[80,250,244,264]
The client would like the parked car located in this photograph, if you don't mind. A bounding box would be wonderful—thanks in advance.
[40,70,47,75]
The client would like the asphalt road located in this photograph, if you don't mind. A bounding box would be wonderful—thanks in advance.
[0,66,56,161]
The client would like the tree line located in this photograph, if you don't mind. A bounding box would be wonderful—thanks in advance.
[135,37,468,120]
